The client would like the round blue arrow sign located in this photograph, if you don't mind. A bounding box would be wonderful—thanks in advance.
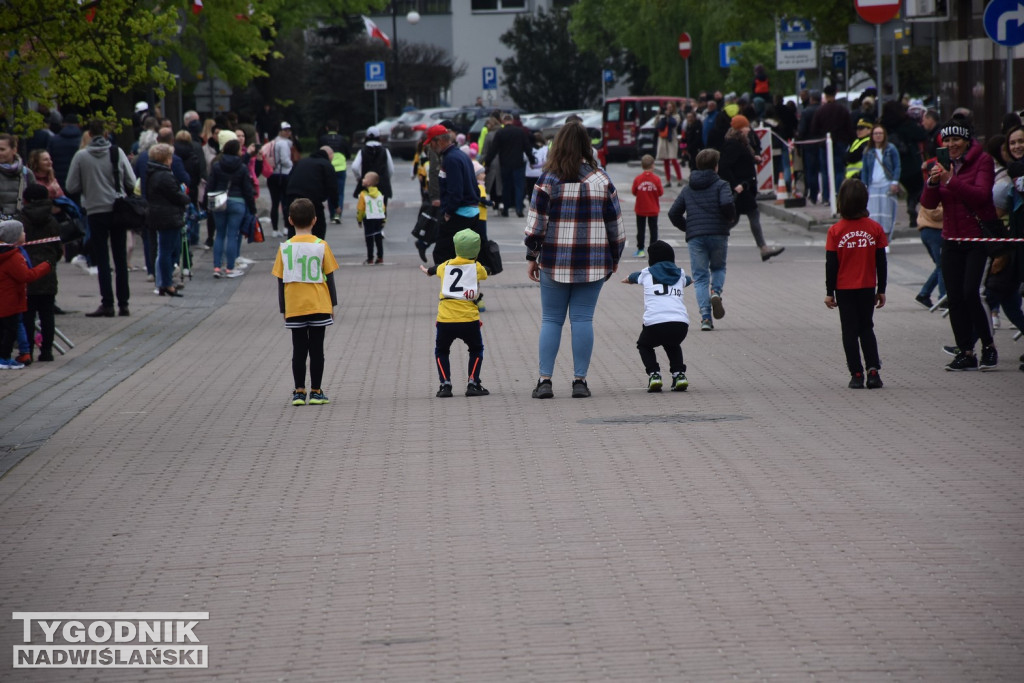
[984,0,1024,46]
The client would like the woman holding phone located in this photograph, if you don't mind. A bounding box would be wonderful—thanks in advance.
[920,118,999,371]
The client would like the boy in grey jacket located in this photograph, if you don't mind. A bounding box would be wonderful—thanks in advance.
[667,149,736,331]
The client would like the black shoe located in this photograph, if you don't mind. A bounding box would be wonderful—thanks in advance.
[85,306,115,318]
[531,379,553,399]
[848,372,865,389]
[118,306,130,317]
[942,345,960,357]
[1019,353,1024,364]
[571,379,591,398]
[37,351,54,362]
[416,240,428,263]
[760,246,785,262]
[945,351,978,371]
[436,383,453,398]
[53,305,66,315]
[516,211,524,218]
[979,346,998,371]
[915,294,933,309]
[465,382,490,397]
[866,368,883,389]
[501,210,509,218]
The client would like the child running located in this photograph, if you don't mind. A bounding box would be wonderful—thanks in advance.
[420,228,489,398]
[630,154,664,258]
[271,199,340,406]
[356,171,386,264]
[825,178,888,389]
[622,240,692,392]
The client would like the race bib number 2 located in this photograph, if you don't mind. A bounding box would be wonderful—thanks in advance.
[280,242,325,283]
[441,263,478,300]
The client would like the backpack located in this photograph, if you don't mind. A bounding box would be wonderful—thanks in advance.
[260,141,275,178]
[889,131,911,158]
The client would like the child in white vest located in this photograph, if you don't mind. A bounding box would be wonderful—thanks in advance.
[356,171,386,264]
[621,240,692,392]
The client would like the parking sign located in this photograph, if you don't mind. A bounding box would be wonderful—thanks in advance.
[364,61,386,91]
[482,67,498,90]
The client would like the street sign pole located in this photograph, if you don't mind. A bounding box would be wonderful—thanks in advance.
[876,24,883,119]
[685,59,690,101]
[1009,50,1015,113]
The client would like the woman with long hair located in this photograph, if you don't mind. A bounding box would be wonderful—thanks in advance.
[524,122,625,399]
[27,149,64,201]
[860,125,900,242]
[718,116,784,261]
[655,101,683,187]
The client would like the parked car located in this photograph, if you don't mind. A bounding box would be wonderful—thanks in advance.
[602,96,685,161]
[450,107,490,135]
[388,107,460,160]
[351,116,400,154]
[540,110,601,142]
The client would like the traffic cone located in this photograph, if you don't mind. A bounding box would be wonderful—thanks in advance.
[774,172,788,204]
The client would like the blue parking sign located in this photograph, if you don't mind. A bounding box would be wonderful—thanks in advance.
[482,67,498,90]
[365,61,385,81]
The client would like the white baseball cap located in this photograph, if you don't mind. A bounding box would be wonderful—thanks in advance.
[280,121,292,130]
[134,101,148,113]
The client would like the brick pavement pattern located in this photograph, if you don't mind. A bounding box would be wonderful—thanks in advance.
[1,162,1022,681]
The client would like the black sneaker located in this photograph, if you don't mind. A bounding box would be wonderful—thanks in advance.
[415,240,428,263]
[848,372,865,388]
[436,383,453,398]
[914,294,933,309]
[291,390,307,406]
[942,345,960,357]
[945,352,978,371]
[979,346,998,371]
[710,293,725,320]
[866,368,883,389]
[465,382,490,396]
[647,372,663,393]
[571,379,591,398]
[531,379,553,399]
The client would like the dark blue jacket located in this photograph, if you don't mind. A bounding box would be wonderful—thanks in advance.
[439,144,479,217]
[47,124,83,190]
[667,169,736,240]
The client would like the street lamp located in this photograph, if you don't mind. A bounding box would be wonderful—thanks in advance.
[391,2,421,115]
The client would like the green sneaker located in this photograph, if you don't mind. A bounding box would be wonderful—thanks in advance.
[671,372,689,391]
[291,390,307,406]
[308,390,330,405]
[647,372,663,392]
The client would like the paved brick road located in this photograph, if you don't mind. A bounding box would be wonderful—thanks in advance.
[1,161,1021,681]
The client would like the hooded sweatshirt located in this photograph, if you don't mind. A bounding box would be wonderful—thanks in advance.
[627,261,690,326]
[15,199,62,296]
[65,137,137,214]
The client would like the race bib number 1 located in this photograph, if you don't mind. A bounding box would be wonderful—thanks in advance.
[280,242,326,283]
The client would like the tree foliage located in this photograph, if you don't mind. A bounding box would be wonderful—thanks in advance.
[497,8,605,112]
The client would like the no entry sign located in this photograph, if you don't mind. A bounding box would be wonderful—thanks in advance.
[855,0,901,25]
[678,32,692,59]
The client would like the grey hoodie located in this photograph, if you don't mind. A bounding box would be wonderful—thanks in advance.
[65,138,137,215]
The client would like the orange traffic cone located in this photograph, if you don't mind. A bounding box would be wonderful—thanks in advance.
[774,173,788,204]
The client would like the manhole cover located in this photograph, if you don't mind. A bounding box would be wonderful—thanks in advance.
[579,414,749,425]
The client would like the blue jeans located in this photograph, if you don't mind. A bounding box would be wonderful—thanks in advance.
[213,200,244,271]
[803,144,822,203]
[687,235,728,322]
[156,228,179,288]
[538,270,605,378]
[501,166,526,215]
[918,227,945,299]
[329,172,346,218]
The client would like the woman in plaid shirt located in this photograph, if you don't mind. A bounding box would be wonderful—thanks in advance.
[525,122,626,399]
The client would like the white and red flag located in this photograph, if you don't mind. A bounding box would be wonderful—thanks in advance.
[362,15,391,48]
[192,0,203,14]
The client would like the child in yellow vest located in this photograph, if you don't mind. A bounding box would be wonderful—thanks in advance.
[356,171,386,264]
[271,199,340,406]
[419,228,489,398]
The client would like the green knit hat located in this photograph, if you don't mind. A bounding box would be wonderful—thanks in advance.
[453,228,480,259]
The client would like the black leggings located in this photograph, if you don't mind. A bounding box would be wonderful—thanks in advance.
[23,293,56,359]
[835,288,880,374]
[268,174,288,231]
[941,240,993,352]
[636,321,688,374]
[435,321,484,384]
[291,326,326,389]
[365,234,383,260]
[636,215,658,251]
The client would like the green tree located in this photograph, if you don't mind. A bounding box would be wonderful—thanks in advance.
[497,8,605,111]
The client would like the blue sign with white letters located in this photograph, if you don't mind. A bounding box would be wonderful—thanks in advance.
[984,0,1024,46]
[603,69,614,83]
[482,67,498,90]
[719,42,742,68]
[365,61,385,81]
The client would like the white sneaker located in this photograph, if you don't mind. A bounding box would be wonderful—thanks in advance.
[271,230,281,238]
[87,266,98,275]
[225,269,245,278]
[992,314,1000,329]
[182,268,191,276]
[236,256,254,266]
[71,255,90,272]
[234,262,250,270]
[173,263,181,277]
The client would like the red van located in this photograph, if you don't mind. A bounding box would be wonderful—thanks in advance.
[601,96,686,162]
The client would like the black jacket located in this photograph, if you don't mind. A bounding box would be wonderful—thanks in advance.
[208,153,255,215]
[485,124,534,171]
[16,199,62,296]
[174,139,206,202]
[47,124,83,189]
[145,162,190,232]
[286,150,338,206]
[718,135,758,215]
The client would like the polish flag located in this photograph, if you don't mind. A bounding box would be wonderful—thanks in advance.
[362,15,391,48]
[192,0,203,15]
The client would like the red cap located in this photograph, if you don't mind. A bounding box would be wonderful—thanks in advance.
[423,123,448,145]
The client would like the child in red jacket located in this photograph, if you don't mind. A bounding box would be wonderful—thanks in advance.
[631,154,664,258]
[0,220,52,370]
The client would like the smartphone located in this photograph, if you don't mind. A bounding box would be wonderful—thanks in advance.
[936,147,951,170]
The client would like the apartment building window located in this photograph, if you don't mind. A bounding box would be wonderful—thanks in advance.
[471,0,527,11]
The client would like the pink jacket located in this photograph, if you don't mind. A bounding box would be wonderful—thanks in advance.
[920,141,997,240]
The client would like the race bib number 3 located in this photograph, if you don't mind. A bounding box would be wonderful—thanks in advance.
[281,242,326,283]
[441,263,479,300]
